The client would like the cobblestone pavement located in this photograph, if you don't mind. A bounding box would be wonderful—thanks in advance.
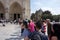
[0,23,24,40]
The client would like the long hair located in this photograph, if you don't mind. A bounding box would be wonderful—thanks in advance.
[23,20,28,28]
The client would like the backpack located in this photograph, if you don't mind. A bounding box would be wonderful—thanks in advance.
[29,31,48,40]
[38,32,48,40]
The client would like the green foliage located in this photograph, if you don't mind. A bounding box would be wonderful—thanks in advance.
[52,15,60,22]
[42,10,52,20]
[30,10,60,22]
[30,13,35,20]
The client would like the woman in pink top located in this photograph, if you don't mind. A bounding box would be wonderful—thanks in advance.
[28,20,35,32]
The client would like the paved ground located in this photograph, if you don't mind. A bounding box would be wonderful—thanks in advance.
[0,23,23,40]
[0,22,49,40]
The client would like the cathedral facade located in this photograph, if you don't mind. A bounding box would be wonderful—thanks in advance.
[0,0,30,21]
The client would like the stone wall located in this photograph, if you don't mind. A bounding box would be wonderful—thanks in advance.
[0,0,30,20]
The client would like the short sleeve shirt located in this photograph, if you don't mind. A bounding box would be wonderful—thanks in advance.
[22,28,30,38]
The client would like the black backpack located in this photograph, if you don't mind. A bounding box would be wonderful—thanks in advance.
[29,31,48,40]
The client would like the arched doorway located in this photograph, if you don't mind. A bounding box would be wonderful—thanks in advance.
[0,1,5,20]
[9,2,23,21]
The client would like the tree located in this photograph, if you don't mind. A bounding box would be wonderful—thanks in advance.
[52,15,60,22]
[42,10,52,21]
[30,13,35,21]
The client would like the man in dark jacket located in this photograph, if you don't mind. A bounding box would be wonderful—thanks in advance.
[29,20,48,40]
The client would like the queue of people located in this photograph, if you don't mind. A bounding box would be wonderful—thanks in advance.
[19,19,60,40]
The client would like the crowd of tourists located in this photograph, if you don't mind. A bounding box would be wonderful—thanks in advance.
[19,19,60,40]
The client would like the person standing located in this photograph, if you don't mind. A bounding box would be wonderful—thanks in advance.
[46,19,52,40]
[29,20,48,40]
[22,20,30,40]
[42,20,48,35]
[50,24,60,40]
[28,20,35,32]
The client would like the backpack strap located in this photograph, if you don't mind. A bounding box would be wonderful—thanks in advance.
[38,32,48,40]
[33,31,42,40]
[29,31,41,40]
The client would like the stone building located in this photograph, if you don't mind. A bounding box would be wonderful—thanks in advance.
[31,9,43,22]
[35,9,43,21]
[0,0,30,21]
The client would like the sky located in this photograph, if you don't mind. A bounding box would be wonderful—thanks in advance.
[30,0,60,15]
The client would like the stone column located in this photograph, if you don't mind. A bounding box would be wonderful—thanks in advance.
[5,7,9,20]
[5,0,9,21]
[21,8,25,20]
[24,0,30,20]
